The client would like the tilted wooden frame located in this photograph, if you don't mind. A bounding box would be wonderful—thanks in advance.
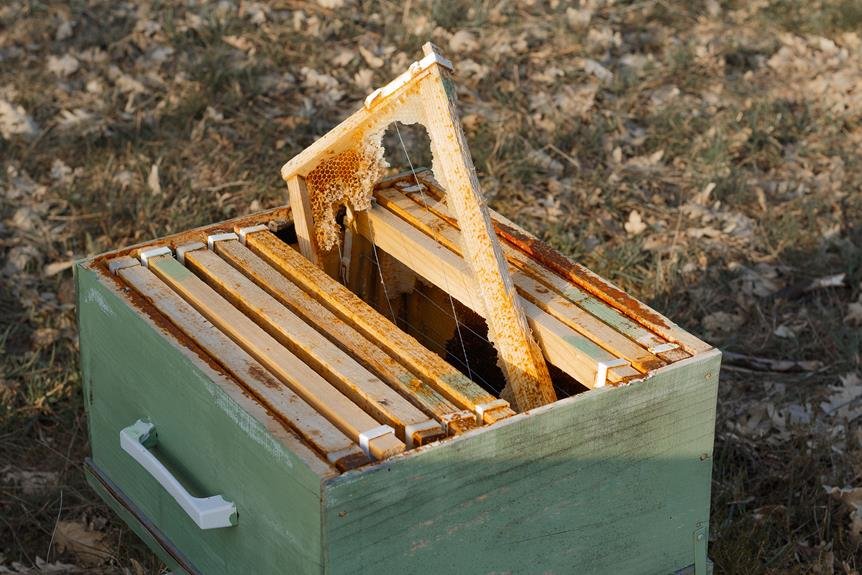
[281,43,555,411]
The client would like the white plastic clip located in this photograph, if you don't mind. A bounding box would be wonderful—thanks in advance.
[236,225,268,245]
[207,232,239,250]
[175,242,206,265]
[357,425,395,458]
[648,343,679,354]
[138,246,172,268]
[363,50,454,110]
[418,49,454,72]
[474,399,509,421]
[595,358,630,388]
[363,88,384,109]
[107,256,140,275]
[403,419,441,449]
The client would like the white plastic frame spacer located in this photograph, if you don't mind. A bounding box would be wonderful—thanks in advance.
[236,224,268,245]
[363,51,454,109]
[648,343,680,354]
[207,232,239,250]
[357,425,395,459]
[594,358,630,388]
[403,419,442,449]
[175,242,207,265]
[138,246,172,268]
[474,398,509,421]
[418,49,454,72]
[107,256,140,275]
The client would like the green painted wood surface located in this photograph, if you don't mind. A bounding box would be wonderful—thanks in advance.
[322,350,720,575]
[77,256,718,574]
[77,264,330,575]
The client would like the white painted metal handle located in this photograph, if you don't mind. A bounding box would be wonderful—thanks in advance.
[120,420,237,530]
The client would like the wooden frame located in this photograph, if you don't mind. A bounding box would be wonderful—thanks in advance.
[374,188,668,373]
[351,205,641,387]
[145,253,405,461]
[280,43,555,411]
[115,258,368,471]
[181,242,446,448]
[209,238,477,434]
[240,228,517,425]
[388,173,693,364]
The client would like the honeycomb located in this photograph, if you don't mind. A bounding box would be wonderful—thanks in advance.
[303,96,437,252]
[306,144,384,251]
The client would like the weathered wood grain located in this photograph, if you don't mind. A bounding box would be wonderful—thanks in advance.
[286,175,321,265]
[322,350,721,575]
[183,245,445,447]
[286,175,341,278]
[77,263,330,574]
[116,261,367,469]
[211,238,477,435]
[145,253,404,460]
[415,44,555,411]
[242,229,516,424]
[353,206,641,387]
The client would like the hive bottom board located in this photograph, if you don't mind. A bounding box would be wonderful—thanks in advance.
[78,257,719,575]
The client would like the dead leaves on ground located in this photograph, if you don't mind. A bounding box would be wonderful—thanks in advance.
[1,0,861,571]
[53,520,112,567]
[824,486,862,544]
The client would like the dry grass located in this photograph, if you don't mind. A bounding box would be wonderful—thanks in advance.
[1,0,861,572]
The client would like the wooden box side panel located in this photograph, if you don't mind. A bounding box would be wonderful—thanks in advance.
[77,265,327,575]
[322,351,720,575]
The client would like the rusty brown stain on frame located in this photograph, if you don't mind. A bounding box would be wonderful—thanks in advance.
[491,221,671,330]
[90,206,292,269]
[400,171,675,331]
[91,261,365,472]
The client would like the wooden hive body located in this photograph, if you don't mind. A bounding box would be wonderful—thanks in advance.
[77,45,719,575]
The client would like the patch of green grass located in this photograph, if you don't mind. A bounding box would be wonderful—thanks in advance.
[763,0,862,35]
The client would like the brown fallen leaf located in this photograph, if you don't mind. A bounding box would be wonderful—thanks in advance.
[147,164,161,196]
[824,486,862,543]
[448,30,478,53]
[54,520,112,566]
[624,210,646,235]
[0,99,39,139]
[222,34,254,54]
[703,311,745,336]
[32,328,59,347]
[358,45,384,69]
[820,373,862,419]
[43,261,74,277]
[844,295,862,326]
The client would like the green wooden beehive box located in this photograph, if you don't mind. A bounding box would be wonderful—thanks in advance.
[76,46,719,575]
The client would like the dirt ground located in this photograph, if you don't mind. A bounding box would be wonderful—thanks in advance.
[1,1,861,573]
